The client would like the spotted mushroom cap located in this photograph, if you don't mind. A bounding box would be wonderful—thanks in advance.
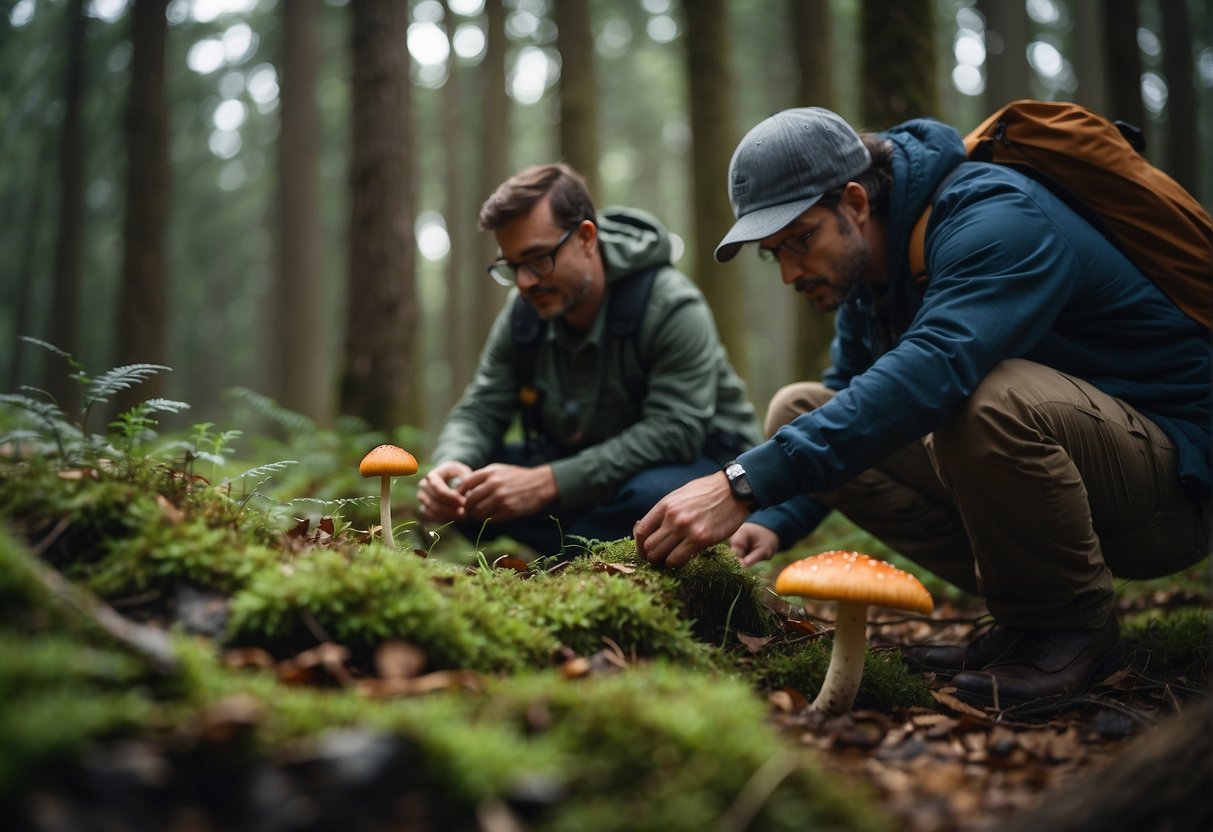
[359,444,419,477]
[774,550,934,615]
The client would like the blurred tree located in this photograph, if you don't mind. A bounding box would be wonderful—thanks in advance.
[789,0,840,383]
[273,0,329,424]
[685,0,746,371]
[443,0,473,400]
[475,0,509,342]
[1072,0,1109,113]
[978,0,1031,108]
[339,0,418,430]
[114,0,170,410]
[555,0,600,198]
[859,0,938,128]
[44,0,87,410]
[1101,0,1145,128]
[1160,0,1200,193]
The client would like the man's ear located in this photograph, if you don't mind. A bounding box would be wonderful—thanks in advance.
[840,181,870,225]
[576,218,597,253]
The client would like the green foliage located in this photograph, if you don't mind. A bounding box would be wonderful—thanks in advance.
[1124,608,1212,684]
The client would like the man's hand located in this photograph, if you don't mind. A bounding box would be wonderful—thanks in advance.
[417,461,475,523]
[459,463,558,522]
[729,523,780,566]
[634,472,750,567]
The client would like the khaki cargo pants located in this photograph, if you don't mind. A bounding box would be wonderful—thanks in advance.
[767,359,1210,629]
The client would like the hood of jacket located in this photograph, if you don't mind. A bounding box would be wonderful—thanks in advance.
[878,119,968,298]
[596,206,673,283]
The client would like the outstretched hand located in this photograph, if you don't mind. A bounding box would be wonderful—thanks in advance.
[633,472,750,568]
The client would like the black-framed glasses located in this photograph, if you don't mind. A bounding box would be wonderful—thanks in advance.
[757,223,821,264]
[487,227,576,287]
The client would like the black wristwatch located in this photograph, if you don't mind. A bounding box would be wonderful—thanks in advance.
[723,460,757,509]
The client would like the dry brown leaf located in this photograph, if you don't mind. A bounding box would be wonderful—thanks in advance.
[374,639,426,680]
[592,562,636,576]
[736,631,774,653]
[493,555,529,573]
[560,656,592,680]
[155,493,185,524]
[932,688,994,720]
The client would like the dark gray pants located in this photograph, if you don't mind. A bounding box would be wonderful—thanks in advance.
[767,359,1209,628]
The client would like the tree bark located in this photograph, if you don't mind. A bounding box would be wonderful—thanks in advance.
[275,0,330,424]
[788,0,839,383]
[45,0,87,411]
[978,0,1031,109]
[685,0,746,372]
[1101,0,1145,129]
[556,0,600,198]
[114,0,170,411]
[339,0,418,431]
[859,0,938,128]
[1159,0,1200,195]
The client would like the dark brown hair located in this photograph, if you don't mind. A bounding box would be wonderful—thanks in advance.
[478,162,597,231]
[816,134,895,217]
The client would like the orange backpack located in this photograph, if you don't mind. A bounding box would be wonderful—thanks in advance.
[908,100,1213,330]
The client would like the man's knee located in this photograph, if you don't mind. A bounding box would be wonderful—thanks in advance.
[933,359,1055,470]
[765,381,834,438]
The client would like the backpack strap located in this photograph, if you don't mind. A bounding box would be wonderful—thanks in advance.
[509,264,661,456]
[604,265,659,402]
[907,167,964,284]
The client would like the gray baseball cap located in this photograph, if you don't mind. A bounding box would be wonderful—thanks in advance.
[715,107,872,262]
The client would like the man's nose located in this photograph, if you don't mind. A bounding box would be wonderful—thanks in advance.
[779,256,804,286]
[514,268,540,291]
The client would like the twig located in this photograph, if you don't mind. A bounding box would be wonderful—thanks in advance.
[22,549,178,674]
[714,751,799,832]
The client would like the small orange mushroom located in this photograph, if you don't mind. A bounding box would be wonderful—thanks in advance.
[359,444,418,549]
[774,550,933,716]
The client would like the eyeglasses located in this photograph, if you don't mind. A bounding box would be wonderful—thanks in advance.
[757,223,821,264]
[487,227,576,287]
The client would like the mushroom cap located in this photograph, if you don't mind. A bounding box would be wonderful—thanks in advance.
[774,550,934,615]
[359,444,419,477]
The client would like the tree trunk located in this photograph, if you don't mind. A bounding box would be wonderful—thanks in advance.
[10,155,48,391]
[788,0,839,383]
[275,0,330,424]
[1070,0,1108,114]
[114,0,170,412]
[685,0,746,372]
[339,0,418,431]
[1101,0,1145,129]
[556,0,600,198]
[475,0,510,343]
[442,0,472,402]
[859,0,938,128]
[978,0,1031,109]
[1159,0,1199,194]
[44,0,87,411]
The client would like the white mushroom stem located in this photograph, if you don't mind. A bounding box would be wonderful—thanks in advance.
[811,600,869,716]
[379,475,395,549]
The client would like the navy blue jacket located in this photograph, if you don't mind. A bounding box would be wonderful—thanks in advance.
[746,118,1211,547]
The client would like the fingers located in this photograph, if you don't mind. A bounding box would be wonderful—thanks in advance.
[418,463,470,522]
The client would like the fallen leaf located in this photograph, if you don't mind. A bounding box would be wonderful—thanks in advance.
[493,555,529,573]
[560,656,592,680]
[736,631,775,653]
[375,639,427,680]
[155,494,185,524]
[592,562,636,576]
[931,688,993,720]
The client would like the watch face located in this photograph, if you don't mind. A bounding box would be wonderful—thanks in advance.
[725,462,744,480]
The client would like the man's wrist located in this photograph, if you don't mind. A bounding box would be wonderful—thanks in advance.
[722,460,758,510]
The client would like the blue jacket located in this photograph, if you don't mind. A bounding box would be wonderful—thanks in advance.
[746,118,1212,547]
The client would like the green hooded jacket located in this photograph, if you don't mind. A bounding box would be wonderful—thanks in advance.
[432,206,760,507]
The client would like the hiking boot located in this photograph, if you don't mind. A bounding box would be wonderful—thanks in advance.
[950,613,1123,707]
[901,623,1027,675]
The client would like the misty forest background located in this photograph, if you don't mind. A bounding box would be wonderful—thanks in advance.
[2,0,1210,454]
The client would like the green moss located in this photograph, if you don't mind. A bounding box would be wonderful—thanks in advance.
[737,637,936,711]
[1123,608,1211,685]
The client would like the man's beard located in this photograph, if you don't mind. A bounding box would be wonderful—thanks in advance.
[536,270,594,321]
[796,218,868,313]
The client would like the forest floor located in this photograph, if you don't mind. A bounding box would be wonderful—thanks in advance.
[774,588,1211,832]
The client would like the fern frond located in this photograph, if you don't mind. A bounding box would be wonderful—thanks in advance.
[84,364,172,407]
[19,336,73,361]
[289,495,378,509]
[0,393,66,422]
[226,386,318,437]
[224,459,299,485]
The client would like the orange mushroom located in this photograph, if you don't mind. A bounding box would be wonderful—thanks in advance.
[774,550,933,716]
[359,444,419,549]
